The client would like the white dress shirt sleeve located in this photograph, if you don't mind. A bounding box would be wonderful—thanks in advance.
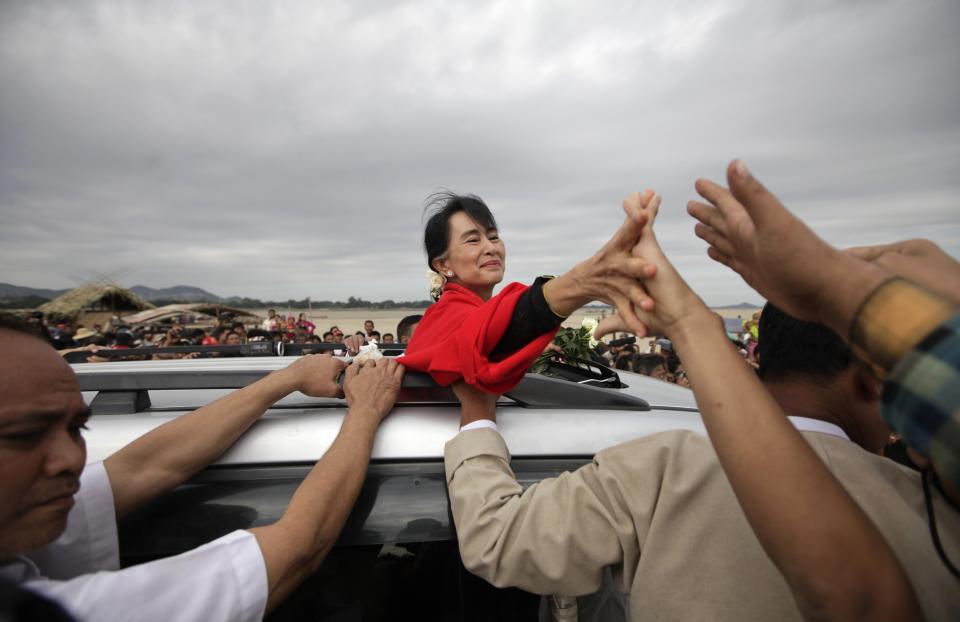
[24,529,268,622]
[459,419,499,434]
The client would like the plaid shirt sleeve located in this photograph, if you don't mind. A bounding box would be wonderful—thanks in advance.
[853,277,959,483]
[881,312,960,485]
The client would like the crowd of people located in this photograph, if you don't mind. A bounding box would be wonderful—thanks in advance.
[1,159,958,622]
[13,310,424,361]
[20,302,716,392]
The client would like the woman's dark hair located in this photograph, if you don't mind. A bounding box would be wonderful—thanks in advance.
[423,192,498,272]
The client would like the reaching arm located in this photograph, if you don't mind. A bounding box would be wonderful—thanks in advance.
[688,160,956,373]
[688,160,960,493]
[670,315,921,621]
[249,358,403,612]
[597,191,922,622]
[103,354,344,519]
[445,427,642,596]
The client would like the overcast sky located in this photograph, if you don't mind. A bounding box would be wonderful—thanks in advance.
[1,0,958,305]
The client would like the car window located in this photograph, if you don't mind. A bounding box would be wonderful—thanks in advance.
[119,459,591,620]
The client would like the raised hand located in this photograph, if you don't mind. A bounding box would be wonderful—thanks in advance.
[341,334,367,356]
[687,160,888,338]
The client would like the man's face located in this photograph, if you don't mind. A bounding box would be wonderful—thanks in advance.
[400,322,419,343]
[382,334,395,344]
[0,332,88,556]
[364,321,374,333]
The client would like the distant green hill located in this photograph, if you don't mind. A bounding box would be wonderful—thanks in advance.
[0,282,69,300]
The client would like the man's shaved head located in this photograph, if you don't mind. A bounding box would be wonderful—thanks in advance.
[0,324,89,555]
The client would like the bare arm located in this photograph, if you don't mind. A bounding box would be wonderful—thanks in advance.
[249,359,403,612]
[598,192,921,622]
[103,354,344,519]
[671,315,920,621]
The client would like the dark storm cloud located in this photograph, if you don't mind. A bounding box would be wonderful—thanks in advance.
[1,0,957,304]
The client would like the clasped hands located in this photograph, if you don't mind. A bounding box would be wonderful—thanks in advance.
[584,189,713,343]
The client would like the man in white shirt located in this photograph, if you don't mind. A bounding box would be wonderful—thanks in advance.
[0,316,404,621]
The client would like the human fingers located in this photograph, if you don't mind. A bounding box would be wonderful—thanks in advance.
[345,362,360,380]
[608,292,645,336]
[706,245,739,271]
[604,255,658,279]
[391,360,405,381]
[343,335,362,355]
[686,200,731,236]
[725,159,786,229]
[594,313,631,340]
[694,223,738,257]
[844,244,886,262]
[341,363,359,402]
[873,253,960,305]
[846,239,949,263]
[644,192,661,222]
[607,205,649,250]
[622,189,656,221]
[609,288,654,336]
[603,275,656,311]
[321,352,347,375]
[694,177,735,208]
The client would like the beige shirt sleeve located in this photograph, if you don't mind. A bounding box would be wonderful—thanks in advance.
[444,428,642,596]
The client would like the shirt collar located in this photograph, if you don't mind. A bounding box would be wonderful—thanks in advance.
[788,416,850,441]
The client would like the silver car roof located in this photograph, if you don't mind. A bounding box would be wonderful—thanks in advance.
[75,357,704,465]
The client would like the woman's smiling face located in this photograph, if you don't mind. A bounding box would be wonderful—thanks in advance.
[435,211,506,297]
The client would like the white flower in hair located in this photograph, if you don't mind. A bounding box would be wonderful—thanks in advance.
[427,270,445,301]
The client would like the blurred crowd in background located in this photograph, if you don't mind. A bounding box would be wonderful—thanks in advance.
[8,305,770,391]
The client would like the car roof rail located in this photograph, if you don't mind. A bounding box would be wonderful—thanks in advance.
[283,342,408,356]
[63,342,409,363]
[75,366,649,415]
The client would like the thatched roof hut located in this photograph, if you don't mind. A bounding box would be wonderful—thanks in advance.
[123,303,259,326]
[39,284,154,322]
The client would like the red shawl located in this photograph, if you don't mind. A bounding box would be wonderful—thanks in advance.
[401,282,559,394]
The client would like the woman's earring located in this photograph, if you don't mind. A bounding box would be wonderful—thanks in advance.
[446,271,453,277]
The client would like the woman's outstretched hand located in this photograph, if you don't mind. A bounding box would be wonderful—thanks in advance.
[543,190,661,336]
